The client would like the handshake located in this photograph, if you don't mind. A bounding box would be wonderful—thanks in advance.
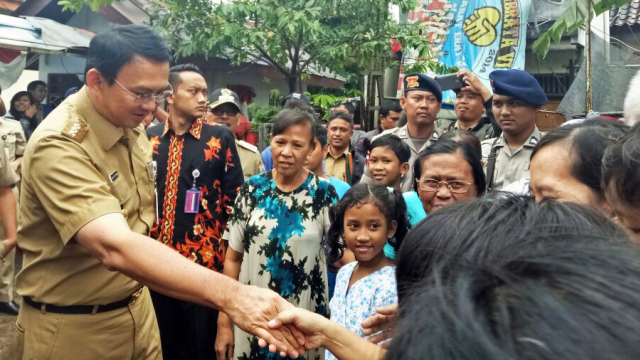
[223,285,396,360]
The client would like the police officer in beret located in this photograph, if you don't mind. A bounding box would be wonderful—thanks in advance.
[481,69,548,191]
[208,88,264,180]
[361,73,444,192]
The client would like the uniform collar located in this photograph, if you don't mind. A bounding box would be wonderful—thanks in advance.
[494,126,541,148]
[162,117,203,140]
[75,86,125,151]
[455,117,489,132]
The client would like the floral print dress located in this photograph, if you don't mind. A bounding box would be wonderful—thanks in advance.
[225,171,338,360]
[325,262,398,360]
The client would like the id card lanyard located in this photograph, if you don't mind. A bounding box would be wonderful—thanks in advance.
[184,169,201,213]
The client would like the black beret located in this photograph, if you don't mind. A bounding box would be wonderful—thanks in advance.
[403,73,442,102]
[489,69,548,106]
[282,92,311,106]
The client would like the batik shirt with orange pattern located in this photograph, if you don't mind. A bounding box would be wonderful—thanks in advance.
[147,118,243,272]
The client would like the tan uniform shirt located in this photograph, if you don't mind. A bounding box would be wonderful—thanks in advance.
[325,147,349,181]
[236,139,264,181]
[0,139,19,259]
[361,124,443,192]
[17,87,156,305]
[481,126,543,191]
[0,117,27,163]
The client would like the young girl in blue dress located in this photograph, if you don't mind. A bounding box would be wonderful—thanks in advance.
[324,184,410,360]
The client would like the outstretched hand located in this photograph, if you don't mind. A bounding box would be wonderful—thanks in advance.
[264,308,327,351]
[224,285,306,358]
[361,304,398,347]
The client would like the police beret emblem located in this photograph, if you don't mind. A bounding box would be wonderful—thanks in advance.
[406,76,419,89]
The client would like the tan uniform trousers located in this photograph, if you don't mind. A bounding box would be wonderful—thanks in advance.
[0,186,18,303]
[16,287,163,360]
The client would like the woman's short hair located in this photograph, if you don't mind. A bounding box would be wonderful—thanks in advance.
[395,195,627,303]
[9,91,35,119]
[389,235,640,360]
[412,139,486,196]
[602,122,640,207]
[271,108,316,144]
[438,130,482,158]
[531,119,629,199]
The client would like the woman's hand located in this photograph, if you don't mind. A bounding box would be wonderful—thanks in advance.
[361,304,398,346]
[265,308,326,350]
[215,315,235,360]
[24,104,37,118]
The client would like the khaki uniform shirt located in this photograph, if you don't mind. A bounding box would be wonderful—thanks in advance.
[17,87,156,305]
[325,147,349,181]
[481,126,543,191]
[0,139,19,259]
[236,140,264,181]
[361,124,443,192]
[0,117,27,163]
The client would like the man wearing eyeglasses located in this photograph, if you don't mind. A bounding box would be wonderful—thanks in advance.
[14,25,305,360]
[207,88,264,180]
[361,73,444,192]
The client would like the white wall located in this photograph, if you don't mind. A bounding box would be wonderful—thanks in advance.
[2,69,39,107]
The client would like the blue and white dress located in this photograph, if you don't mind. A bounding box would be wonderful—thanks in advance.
[325,262,398,360]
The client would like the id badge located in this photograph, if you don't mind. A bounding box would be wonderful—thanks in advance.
[184,188,201,213]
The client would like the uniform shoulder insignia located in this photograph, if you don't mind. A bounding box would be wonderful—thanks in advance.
[237,140,259,153]
[529,136,539,145]
[62,118,89,142]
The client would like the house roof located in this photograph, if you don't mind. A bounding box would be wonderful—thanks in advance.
[610,0,640,26]
[0,13,92,55]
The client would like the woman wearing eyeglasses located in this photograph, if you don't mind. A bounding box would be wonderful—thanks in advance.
[403,138,486,226]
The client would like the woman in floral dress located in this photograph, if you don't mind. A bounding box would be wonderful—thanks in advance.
[216,108,338,360]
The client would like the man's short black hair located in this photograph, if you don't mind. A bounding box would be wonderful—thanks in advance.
[327,111,354,129]
[85,25,173,85]
[336,102,355,115]
[169,63,204,89]
[315,123,328,147]
[370,134,411,163]
[27,80,47,92]
[380,101,402,117]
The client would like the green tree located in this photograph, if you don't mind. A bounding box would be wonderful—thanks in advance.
[60,0,433,94]
[533,0,631,58]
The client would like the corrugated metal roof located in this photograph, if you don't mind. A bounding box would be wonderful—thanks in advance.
[0,14,92,55]
[610,0,640,26]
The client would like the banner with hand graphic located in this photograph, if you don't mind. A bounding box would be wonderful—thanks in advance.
[407,0,531,105]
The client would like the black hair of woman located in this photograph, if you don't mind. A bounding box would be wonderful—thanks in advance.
[325,183,411,266]
[412,139,486,196]
[388,237,640,360]
[395,195,628,303]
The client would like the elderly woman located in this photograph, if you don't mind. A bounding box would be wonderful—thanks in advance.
[216,109,338,359]
[602,122,640,242]
[403,135,486,226]
[5,91,38,139]
[529,119,628,214]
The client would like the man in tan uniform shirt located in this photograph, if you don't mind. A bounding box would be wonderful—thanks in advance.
[0,137,18,260]
[15,25,304,360]
[0,117,26,315]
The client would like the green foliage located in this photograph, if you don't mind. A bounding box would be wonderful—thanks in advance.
[403,61,459,75]
[142,0,431,92]
[533,0,630,58]
[247,103,280,124]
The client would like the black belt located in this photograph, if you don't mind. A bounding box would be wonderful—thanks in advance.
[23,287,144,315]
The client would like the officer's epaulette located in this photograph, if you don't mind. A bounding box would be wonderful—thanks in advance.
[237,140,259,153]
[62,118,89,142]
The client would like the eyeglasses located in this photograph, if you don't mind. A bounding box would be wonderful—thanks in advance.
[211,107,239,116]
[417,178,473,194]
[112,78,173,103]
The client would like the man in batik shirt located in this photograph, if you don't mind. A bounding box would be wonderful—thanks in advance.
[146,63,243,360]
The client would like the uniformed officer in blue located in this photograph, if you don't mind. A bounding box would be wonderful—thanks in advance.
[361,73,443,192]
[481,69,548,191]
